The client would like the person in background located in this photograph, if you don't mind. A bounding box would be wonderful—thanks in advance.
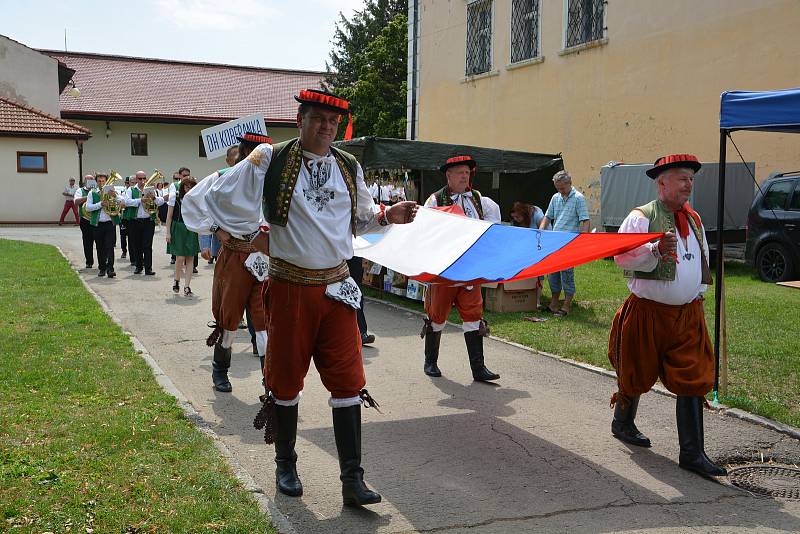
[169,170,189,265]
[539,170,590,316]
[156,182,169,224]
[59,177,79,225]
[74,174,96,269]
[123,170,164,275]
[84,171,120,278]
[166,177,200,296]
[510,201,549,311]
[347,256,376,346]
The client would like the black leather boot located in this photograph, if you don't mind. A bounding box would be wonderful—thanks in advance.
[464,330,499,382]
[275,404,303,496]
[211,344,232,392]
[676,396,727,477]
[611,395,651,447]
[422,320,442,377]
[333,404,381,506]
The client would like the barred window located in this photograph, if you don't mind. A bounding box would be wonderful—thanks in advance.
[565,0,605,48]
[466,0,493,75]
[511,0,540,63]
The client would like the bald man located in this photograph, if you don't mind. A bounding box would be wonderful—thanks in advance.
[123,170,164,275]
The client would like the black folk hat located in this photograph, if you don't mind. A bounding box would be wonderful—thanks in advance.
[440,155,477,174]
[646,153,702,179]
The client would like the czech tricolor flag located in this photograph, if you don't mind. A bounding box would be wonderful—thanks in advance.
[354,207,660,285]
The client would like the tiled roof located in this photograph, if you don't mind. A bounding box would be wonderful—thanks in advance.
[44,51,326,124]
[0,97,91,138]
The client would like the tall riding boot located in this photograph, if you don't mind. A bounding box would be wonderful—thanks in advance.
[611,395,651,447]
[275,404,303,496]
[211,344,233,392]
[464,330,499,382]
[422,320,442,377]
[676,396,727,477]
[333,404,381,506]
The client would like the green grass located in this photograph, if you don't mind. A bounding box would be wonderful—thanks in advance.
[366,260,800,428]
[0,239,275,533]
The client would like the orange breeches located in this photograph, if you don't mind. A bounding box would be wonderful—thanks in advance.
[211,248,268,331]
[608,294,714,400]
[265,278,365,401]
[424,285,484,324]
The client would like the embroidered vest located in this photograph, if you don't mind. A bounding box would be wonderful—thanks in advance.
[262,138,359,235]
[88,190,120,226]
[624,200,712,284]
[434,187,485,220]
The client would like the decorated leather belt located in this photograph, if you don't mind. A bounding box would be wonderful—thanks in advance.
[269,257,349,286]
[223,237,256,254]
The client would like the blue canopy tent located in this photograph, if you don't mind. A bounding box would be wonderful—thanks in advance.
[714,88,800,400]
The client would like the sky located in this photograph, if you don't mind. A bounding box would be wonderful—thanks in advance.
[0,0,367,71]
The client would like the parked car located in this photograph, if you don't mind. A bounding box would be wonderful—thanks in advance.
[745,172,800,282]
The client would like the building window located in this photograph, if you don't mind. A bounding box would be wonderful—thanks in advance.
[565,0,605,48]
[198,136,207,158]
[131,133,148,156]
[511,0,540,63]
[16,151,48,173]
[466,0,493,75]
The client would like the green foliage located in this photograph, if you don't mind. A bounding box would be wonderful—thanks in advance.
[325,0,408,138]
[0,239,274,533]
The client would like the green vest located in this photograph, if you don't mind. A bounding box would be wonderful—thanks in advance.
[88,190,121,226]
[262,138,359,234]
[624,200,712,284]
[434,187,485,220]
[122,187,156,221]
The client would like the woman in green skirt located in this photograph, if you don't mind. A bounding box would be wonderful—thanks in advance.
[165,177,200,296]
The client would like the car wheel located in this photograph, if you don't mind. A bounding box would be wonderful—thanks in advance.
[755,242,795,282]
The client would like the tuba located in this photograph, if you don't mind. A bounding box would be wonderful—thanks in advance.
[141,169,163,216]
[103,171,123,217]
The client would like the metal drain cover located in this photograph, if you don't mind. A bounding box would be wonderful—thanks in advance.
[728,465,800,500]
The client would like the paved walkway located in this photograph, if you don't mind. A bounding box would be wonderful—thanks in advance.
[3,225,800,533]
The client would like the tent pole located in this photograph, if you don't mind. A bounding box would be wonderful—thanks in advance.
[713,130,728,405]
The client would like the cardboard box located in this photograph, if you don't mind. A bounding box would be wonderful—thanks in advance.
[484,287,538,312]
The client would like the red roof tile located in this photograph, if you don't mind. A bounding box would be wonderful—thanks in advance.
[44,51,325,124]
[0,97,91,138]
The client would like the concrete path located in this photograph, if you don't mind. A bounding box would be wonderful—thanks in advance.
[3,225,800,533]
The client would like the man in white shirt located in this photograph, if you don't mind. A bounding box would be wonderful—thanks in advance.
[422,155,501,382]
[84,172,120,278]
[183,88,417,507]
[59,177,79,225]
[609,153,725,478]
[123,171,164,275]
[74,174,96,269]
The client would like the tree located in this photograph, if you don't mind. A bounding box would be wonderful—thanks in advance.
[325,0,408,139]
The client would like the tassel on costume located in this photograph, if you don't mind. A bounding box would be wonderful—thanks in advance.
[206,321,223,347]
[359,389,382,414]
[478,319,491,337]
[253,393,277,445]
[420,318,432,339]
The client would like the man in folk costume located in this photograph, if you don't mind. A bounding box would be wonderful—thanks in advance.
[74,174,96,269]
[189,131,273,393]
[123,171,164,275]
[84,171,120,278]
[184,89,417,505]
[609,153,726,478]
[421,156,502,382]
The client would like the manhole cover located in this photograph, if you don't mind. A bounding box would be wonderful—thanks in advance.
[728,465,800,500]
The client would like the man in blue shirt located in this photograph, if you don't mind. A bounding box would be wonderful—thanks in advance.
[540,170,590,315]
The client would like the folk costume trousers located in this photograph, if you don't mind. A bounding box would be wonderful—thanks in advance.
[608,294,714,403]
[211,247,268,333]
[265,277,365,404]
[79,217,94,267]
[129,218,155,270]
[425,285,484,332]
[93,221,116,271]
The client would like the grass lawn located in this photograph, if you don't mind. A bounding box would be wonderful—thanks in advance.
[365,259,800,428]
[0,239,275,533]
